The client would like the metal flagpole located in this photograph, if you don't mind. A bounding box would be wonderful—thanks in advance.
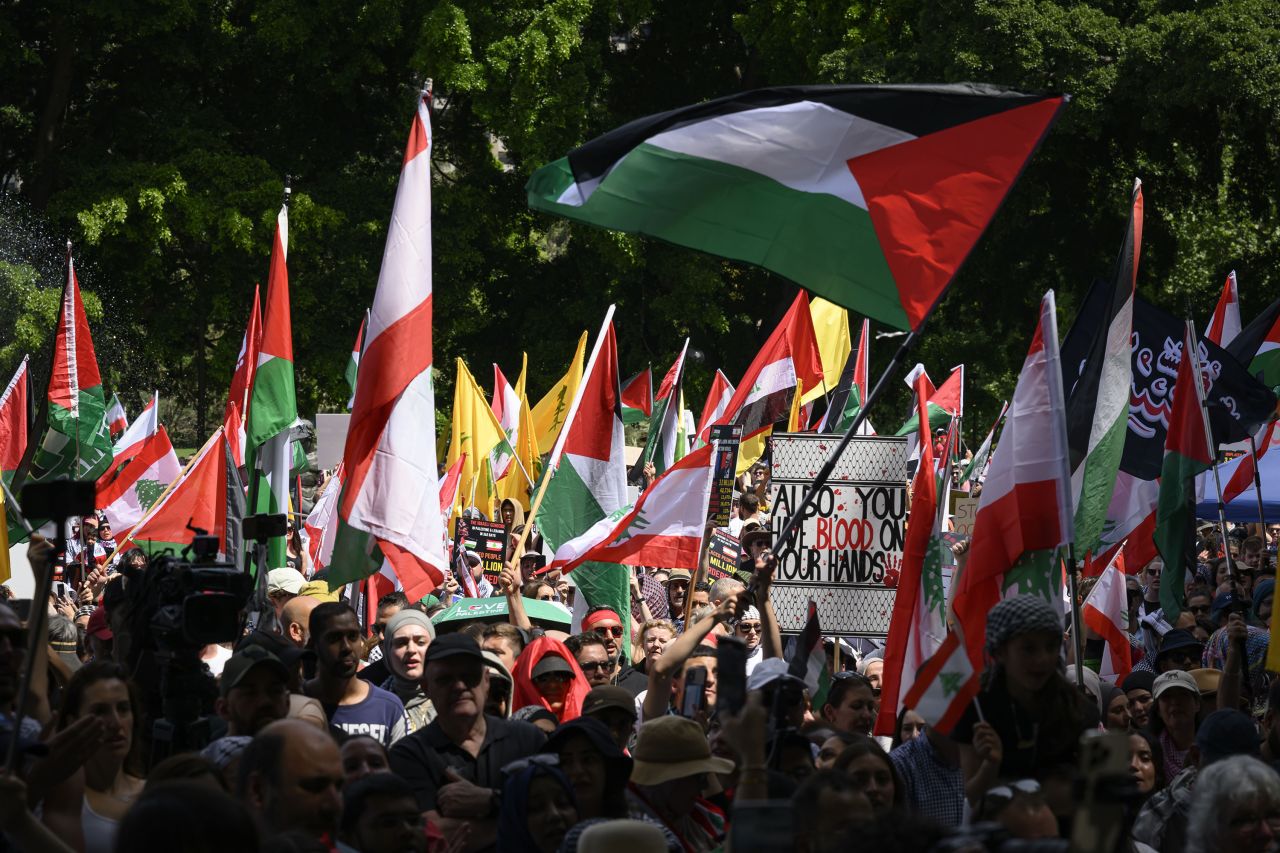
[1249,431,1268,528]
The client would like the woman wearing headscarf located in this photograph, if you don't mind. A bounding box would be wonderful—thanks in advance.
[512,636,593,723]
[542,717,633,820]
[950,595,1094,808]
[378,609,436,731]
[497,758,579,853]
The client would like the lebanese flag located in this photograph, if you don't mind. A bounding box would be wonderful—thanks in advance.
[97,425,181,540]
[305,464,344,573]
[701,291,822,442]
[0,357,29,482]
[1083,555,1133,683]
[121,428,239,558]
[105,394,128,439]
[439,453,466,524]
[695,369,735,446]
[901,631,978,733]
[876,370,951,736]
[329,90,448,602]
[98,392,158,486]
[548,443,714,573]
[490,364,521,480]
[1205,270,1241,347]
[954,291,1074,670]
[620,368,652,426]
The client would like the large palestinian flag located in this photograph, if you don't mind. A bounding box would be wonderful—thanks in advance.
[528,85,1067,330]
[29,257,113,484]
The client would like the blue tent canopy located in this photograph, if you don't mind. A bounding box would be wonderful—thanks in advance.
[1195,442,1280,523]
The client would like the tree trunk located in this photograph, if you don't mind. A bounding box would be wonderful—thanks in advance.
[29,14,77,210]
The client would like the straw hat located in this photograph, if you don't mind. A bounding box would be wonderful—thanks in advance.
[629,716,734,785]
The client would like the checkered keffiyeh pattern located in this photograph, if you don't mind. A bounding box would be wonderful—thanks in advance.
[636,571,670,622]
[985,595,1063,653]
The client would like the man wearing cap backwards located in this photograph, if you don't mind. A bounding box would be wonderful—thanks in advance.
[1133,706,1263,852]
[303,602,408,746]
[626,715,735,850]
[216,645,291,736]
[389,633,546,852]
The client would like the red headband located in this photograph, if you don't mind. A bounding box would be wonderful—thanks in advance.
[582,609,622,630]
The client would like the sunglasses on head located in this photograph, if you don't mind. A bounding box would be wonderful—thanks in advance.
[982,779,1041,815]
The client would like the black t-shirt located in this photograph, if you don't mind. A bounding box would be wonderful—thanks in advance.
[951,676,1094,779]
[614,664,649,698]
[358,657,390,686]
[389,714,546,812]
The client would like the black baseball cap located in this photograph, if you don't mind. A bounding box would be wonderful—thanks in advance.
[532,655,574,679]
[221,646,289,697]
[582,685,637,719]
[423,632,486,665]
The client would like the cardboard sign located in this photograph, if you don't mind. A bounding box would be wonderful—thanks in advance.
[457,518,508,582]
[950,496,981,536]
[707,424,744,527]
[707,529,741,580]
[768,434,908,637]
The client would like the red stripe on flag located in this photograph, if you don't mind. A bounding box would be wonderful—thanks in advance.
[339,296,433,518]
[961,479,1066,585]
[1083,602,1133,681]
[402,104,431,167]
[377,538,443,604]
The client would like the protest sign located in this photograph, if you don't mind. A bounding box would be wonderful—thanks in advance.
[457,517,508,583]
[768,434,908,637]
[707,529,740,580]
[707,424,743,526]
[950,495,980,536]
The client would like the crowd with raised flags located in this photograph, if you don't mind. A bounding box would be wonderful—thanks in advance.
[3,82,1280,853]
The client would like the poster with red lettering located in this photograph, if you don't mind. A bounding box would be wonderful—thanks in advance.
[767,434,908,637]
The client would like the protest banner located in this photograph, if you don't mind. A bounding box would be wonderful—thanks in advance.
[457,517,508,583]
[950,495,980,536]
[707,424,743,526]
[706,529,740,580]
[768,433,908,636]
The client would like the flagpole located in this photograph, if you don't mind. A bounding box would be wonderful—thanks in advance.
[1250,431,1267,528]
[771,327,921,566]
[110,428,219,561]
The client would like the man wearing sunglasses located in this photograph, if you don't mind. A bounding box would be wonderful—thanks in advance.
[582,607,648,696]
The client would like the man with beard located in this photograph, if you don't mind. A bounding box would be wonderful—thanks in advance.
[390,633,546,851]
[581,607,647,694]
[303,603,408,746]
[216,646,291,736]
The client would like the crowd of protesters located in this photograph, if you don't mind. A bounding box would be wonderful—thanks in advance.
[3,473,1280,853]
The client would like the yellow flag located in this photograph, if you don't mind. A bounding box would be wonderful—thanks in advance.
[803,298,851,405]
[737,429,769,476]
[788,379,806,432]
[498,353,541,510]
[531,331,587,453]
[447,358,507,517]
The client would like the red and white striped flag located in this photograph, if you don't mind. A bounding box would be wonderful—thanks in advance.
[98,392,158,486]
[1083,553,1133,683]
[329,90,447,602]
[305,464,344,573]
[105,394,129,439]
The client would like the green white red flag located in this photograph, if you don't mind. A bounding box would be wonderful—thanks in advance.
[346,311,366,410]
[694,369,734,449]
[1153,322,1215,620]
[641,339,689,476]
[620,368,652,426]
[819,318,873,434]
[224,285,262,469]
[105,394,128,439]
[527,85,1066,331]
[954,291,1074,672]
[246,197,296,572]
[329,91,448,602]
[1205,270,1241,347]
[29,256,113,484]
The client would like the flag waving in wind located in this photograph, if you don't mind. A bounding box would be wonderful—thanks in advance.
[0,357,28,485]
[527,85,1066,330]
[1205,270,1241,347]
[695,370,735,448]
[329,91,448,602]
[105,394,128,439]
[641,340,689,477]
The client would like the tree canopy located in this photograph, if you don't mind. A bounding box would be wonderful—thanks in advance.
[2,0,1279,446]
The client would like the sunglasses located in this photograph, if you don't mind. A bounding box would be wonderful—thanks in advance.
[736,622,763,634]
[983,778,1041,815]
[1188,604,1210,616]
[594,626,624,638]
[533,671,572,685]
[578,661,610,673]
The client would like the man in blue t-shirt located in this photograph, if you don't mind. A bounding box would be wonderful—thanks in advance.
[303,602,407,745]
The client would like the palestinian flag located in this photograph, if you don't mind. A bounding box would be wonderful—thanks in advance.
[788,601,831,709]
[954,291,1074,670]
[528,85,1067,331]
[224,285,262,469]
[490,362,522,481]
[819,318,873,434]
[346,311,367,410]
[498,356,541,510]
[960,401,1008,486]
[705,291,822,443]
[641,340,689,476]
[1228,294,1280,394]
[29,256,113,484]
[121,428,244,559]
[105,394,128,439]
[1205,270,1241,347]
[531,331,587,453]
[246,198,296,572]
[0,357,29,485]
[1065,181,1140,555]
[895,365,962,437]
[537,308,631,654]
[694,369,735,448]
[621,368,652,426]
[329,91,449,602]
[97,425,181,540]
[804,297,851,405]
[876,370,952,736]
[1153,322,1214,620]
